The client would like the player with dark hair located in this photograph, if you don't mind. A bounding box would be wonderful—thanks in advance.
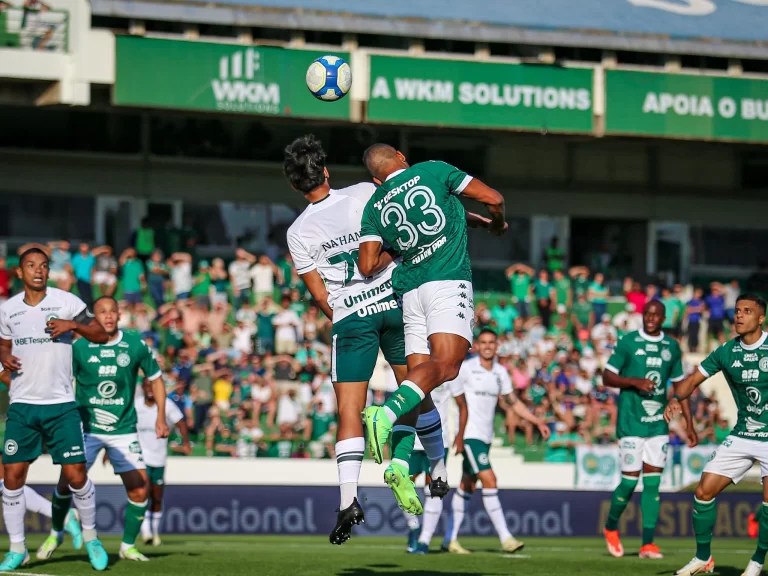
[356,144,507,483]
[284,135,445,545]
[667,294,768,576]
[39,295,169,563]
[0,248,109,570]
[602,300,696,560]
[446,329,549,554]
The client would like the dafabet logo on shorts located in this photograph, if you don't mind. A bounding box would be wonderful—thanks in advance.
[4,440,18,456]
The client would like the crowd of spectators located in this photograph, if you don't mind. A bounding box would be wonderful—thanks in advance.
[0,232,748,464]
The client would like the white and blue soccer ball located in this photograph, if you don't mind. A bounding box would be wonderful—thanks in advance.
[306,55,352,102]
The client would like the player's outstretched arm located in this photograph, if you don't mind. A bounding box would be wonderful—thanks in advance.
[453,393,468,455]
[460,179,506,235]
[664,369,707,422]
[174,417,192,455]
[507,393,550,439]
[679,397,698,447]
[299,270,333,320]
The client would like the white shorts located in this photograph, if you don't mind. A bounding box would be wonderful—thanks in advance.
[85,432,145,474]
[93,271,117,286]
[704,435,768,484]
[402,280,475,357]
[619,435,668,473]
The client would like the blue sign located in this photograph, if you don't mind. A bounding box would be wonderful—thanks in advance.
[189,0,768,43]
[18,485,759,538]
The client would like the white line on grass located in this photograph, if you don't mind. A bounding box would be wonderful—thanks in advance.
[0,572,65,576]
[502,554,530,559]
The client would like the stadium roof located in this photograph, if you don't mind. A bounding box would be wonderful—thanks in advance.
[92,0,768,59]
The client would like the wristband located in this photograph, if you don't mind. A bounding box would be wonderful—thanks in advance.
[672,394,681,402]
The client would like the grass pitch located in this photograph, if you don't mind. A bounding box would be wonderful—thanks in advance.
[6,535,760,576]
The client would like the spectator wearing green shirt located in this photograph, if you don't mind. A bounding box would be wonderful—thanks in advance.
[673,284,687,336]
[660,287,681,336]
[553,269,572,311]
[491,298,518,335]
[570,266,591,298]
[505,263,534,319]
[191,260,212,309]
[147,249,169,309]
[119,248,146,306]
[534,269,555,329]
[587,272,609,319]
[210,258,230,306]
[544,236,566,273]
[545,421,582,463]
[133,217,156,264]
[256,298,276,354]
[571,292,595,335]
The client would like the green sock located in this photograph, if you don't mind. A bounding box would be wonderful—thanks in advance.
[52,490,73,532]
[605,475,638,531]
[122,500,149,546]
[383,381,425,422]
[752,503,768,564]
[391,425,416,468]
[756,504,764,523]
[641,473,662,546]
[693,497,717,561]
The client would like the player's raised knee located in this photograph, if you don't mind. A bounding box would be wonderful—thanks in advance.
[694,483,717,502]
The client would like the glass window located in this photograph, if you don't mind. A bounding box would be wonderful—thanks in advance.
[690,226,768,268]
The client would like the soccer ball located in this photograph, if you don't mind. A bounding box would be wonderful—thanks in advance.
[306,55,352,102]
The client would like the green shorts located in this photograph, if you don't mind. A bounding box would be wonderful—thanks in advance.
[146,465,165,486]
[462,439,492,476]
[3,402,85,465]
[331,296,406,383]
[409,448,450,477]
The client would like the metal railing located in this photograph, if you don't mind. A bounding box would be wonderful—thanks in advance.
[0,7,69,53]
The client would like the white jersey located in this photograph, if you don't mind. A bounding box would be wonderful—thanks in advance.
[136,399,184,467]
[453,355,513,444]
[414,378,463,451]
[286,184,397,323]
[0,288,89,405]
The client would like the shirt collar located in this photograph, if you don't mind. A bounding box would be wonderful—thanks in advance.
[105,330,124,347]
[639,329,664,342]
[741,331,768,350]
[384,169,406,182]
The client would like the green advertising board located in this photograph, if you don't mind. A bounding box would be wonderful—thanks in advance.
[367,55,593,133]
[114,36,349,120]
[606,70,768,143]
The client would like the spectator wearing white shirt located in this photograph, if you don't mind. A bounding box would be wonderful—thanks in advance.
[168,252,193,300]
[591,314,617,344]
[272,295,302,355]
[612,303,643,333]
[250,255,282,306]
[229,248,257,309]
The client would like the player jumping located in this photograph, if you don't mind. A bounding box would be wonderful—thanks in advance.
[405,378,466,554]
[602,300,696,560]
[284,135,448,544]
[446,329,550,554]
[138,377,191,547]
[38,296,169,562]
[0,248,110,570]
[667,294,768,576]
[357,145,507,488]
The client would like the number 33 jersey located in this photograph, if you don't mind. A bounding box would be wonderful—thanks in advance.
[360,161,473,296]
[286,183,397,323]
[72,330,162,435]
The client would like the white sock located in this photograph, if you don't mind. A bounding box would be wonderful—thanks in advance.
[23,486,52,517]
[70,480,97,541]
[417,490,444,545]
[450,488,471,541]
[141,511,152,539]
[416,409,447,481]
[482,488,511,543]
[151,511,163,537]
[3,486,27,553]
[336,437,364,509]
[404,510,420,530]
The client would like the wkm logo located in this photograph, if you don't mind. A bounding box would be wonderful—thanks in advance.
[212,48,280,113]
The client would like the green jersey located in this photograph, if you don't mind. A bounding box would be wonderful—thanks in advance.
[554,277,571,307]
[72,330,162,435]
[360,161,472,296]
[699,333,768,441]
[510,273,531,303]
[605,330,684,438]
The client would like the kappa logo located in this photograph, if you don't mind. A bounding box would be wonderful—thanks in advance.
[88,356,100,363]
[732,360,744,368]
[635,349,647,356]
[746,417,766,432]
[641,400,663,416]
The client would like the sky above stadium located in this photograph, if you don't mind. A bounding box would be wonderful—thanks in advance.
[199,0,768,43]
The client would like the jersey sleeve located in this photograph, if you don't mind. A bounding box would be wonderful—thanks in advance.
[334,182,377,204]
[66,292,91,323]
[139,340,162,380]
[499,367,514,396]
[286,228,316,275]
[165,400,184,426]
[423,161,473,196]
[359,201,383,245]
[0,307,9,340]
[669,341,685,382]
[698,344,724,378]
[604,336,629,375]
